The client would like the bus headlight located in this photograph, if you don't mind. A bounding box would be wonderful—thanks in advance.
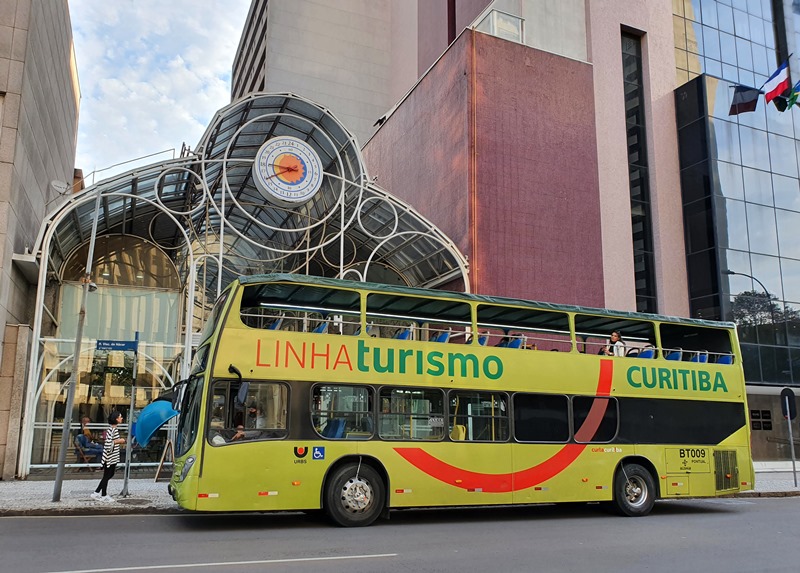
[179,456,196,482]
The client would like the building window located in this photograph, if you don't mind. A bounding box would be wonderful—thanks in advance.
[622,32,658,313]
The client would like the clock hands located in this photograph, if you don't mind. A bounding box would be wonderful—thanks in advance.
[264,164,299,180]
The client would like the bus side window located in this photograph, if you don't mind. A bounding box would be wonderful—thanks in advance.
[449,391,509,442]
[208,380,288,444]
[378,387,445,441]
[312,384,373,440]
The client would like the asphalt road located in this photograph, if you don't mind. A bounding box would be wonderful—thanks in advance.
[2,498,798,573]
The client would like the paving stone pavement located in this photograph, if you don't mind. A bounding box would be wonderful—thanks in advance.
[0,470,798,516]
[0,477,181,516]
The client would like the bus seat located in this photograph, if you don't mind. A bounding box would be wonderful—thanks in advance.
[477,334,488,346]
[507,338,524,349]
[690,351,709,363]
[334,420,347,438]
[311,322,329,334]
[699,352,709,363]
[354,323,374,336]
[626,348,640,358]
[717,354,733,365]
[430,329,451,343]
[638,347,655,359]
[450,424,466,441]
[394,328,412,340]
[665,348,682,361]
[267,317,283,330]
[322,419,344,438]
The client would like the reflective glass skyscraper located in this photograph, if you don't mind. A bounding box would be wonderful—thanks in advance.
[674,0,800,385]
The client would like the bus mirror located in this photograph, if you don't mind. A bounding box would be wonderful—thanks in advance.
[172,380,186,412]
[229,364,247,406]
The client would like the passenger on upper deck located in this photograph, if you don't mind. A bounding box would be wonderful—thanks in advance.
[602,330,626,357]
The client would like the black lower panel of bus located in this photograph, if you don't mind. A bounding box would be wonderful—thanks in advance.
[615,398,745,445]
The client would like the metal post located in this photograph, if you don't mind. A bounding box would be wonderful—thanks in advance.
[786,394,798,487]
[52,189,103,502]
[120,332,139,498]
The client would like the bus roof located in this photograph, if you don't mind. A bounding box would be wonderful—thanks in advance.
[237,273,736,330]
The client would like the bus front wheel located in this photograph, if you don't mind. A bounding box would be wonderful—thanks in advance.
[612,463,656,517]
[324,462,385,527]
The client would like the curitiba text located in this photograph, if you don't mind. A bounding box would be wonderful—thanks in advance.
[255,339,504,380]
[626,365,728,393]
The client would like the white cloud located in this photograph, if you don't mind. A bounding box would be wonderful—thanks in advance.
[70,0,251,182]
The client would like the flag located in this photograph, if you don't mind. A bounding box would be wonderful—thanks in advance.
[763,60,790,103]
[728,85,761,115]
[788,80,800,109]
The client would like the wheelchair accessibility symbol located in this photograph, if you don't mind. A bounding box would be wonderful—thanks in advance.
[312,447,325,460]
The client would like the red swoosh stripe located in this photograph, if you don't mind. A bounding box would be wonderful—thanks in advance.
[394,359,614,493]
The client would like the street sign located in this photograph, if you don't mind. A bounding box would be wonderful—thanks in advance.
[781,387,797,420]
[96,339,139,352]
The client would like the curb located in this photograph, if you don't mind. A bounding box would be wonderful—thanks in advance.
[0,506,186,517]
[730,490,800,498]
[1,491,798,517]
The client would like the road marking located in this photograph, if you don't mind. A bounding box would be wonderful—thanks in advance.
[42,554,397,573]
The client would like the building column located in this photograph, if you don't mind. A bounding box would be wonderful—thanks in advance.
[1,325,30,480]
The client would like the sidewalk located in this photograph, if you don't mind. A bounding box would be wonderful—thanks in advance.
[0,477,182,516]
[0,470,798,517]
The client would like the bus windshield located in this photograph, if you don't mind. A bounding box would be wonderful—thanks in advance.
[175,374,204,457]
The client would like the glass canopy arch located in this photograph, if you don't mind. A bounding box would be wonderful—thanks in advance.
[18,93,468,476]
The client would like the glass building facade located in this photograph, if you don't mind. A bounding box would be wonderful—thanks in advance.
[674,0,800,385]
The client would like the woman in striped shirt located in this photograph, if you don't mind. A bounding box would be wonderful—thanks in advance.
[91,411,125,502]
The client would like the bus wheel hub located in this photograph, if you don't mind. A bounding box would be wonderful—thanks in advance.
[626,480,644,504]
[341,477,372,512]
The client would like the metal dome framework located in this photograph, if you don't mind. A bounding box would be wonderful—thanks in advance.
[19,94,468,474]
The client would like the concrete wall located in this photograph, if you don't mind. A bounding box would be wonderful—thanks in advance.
[261,0,411,145]
[747,392,800,462]
[588,1,688,315]
[364,30,604,305]
[417,0,490,75]
[0,0,78,477]
[522,0,586,62]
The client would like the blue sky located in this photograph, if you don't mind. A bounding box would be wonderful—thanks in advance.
[70,1,251,183]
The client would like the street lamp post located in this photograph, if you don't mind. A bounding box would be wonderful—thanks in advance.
[723,268,777,325]
[722,269,771,299]
[52,190,103,502]
[723,269,777,326]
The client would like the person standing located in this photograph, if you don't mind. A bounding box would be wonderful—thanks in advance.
[91,411,125,502]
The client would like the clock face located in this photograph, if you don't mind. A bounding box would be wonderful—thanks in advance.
[252,136,324,207]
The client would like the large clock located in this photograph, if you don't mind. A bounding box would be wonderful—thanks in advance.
[252,136,324,208]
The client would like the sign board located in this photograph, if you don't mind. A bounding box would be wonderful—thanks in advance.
[781,387,797,420]
[96,339,138,352]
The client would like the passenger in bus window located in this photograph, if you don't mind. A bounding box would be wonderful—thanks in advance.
[230,425,246,441]
[245,402,259,428]
[255,406,267,429]
[602,331,626,356]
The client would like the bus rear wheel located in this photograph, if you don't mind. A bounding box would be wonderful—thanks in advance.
[612,463,656,517]
[324,462,384,527]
